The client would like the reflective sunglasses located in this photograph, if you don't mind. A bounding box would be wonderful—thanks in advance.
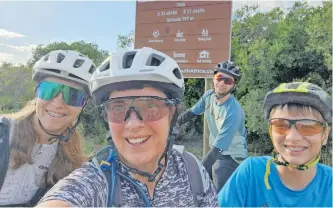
[36,81,87,107]
[101,96,178,123]
[268,118,326,136]
[214,73,234,85]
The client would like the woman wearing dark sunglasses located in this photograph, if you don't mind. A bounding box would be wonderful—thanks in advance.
[37,47,218,207]
[218,82,332,207]
[0,50,96,206]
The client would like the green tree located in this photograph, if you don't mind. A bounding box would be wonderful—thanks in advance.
[0,62,35,111]
[117,30,135,50]
[232,2,332,158]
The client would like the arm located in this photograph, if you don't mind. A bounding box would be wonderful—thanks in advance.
[36,162,108,207]
[201,112,242,175]
[177,90,212,126]
[176,109,197,126]
[218,157,251,207]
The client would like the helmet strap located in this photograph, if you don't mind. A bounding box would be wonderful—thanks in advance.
[123,149,166,182]
[120,123,179,182]
[268,126,322,171]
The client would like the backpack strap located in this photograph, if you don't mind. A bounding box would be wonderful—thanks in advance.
[173,145,206,207]
[92,146,122,207]
[0,116,10,191]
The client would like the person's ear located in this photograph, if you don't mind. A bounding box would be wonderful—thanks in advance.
[322,126,331,145]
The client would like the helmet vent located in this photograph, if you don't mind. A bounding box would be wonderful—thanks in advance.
[288,83,300,89]
[146,54,165,66]
[44,68,61,74]
[123,52,136,69]
[100,62,110,72]
[88,65,96,74]
[172,68,182,79]
[69,73,85,81]
[309,85,321,91]
[57,53,65,63]
[43,54,50,61]
[73,59,85,68]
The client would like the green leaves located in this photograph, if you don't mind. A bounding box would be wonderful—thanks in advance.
[231,1,332,156]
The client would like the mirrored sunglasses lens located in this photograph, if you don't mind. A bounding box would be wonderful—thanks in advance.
[36,82,61,101]
[36,81,86,107]
[224,77,233,85]
[215,74,233,85]
[65,86,86,107]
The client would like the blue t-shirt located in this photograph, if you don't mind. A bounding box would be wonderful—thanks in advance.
[218,156,333,207]
[191,90,247,161]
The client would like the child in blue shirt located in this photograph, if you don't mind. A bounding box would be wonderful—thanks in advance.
[218,82,332,207]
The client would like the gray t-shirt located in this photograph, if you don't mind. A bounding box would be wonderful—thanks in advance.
[39,149,218,207]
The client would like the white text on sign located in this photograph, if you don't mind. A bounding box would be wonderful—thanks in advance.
[157,10,177,16]
[183,8,205,14]
[166,16,195,22]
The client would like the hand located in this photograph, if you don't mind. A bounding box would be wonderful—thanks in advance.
[176,109,196,126]
[201,146,222,172]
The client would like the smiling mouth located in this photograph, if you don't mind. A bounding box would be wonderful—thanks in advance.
[47,110,66,118]
[284,145,307,152]
[126,136,150,145]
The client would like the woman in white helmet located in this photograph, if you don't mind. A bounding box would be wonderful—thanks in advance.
[0,50,96,206]
[37,47,218,207]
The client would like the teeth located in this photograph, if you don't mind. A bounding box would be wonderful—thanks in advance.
[47,111,65,118]
[286,146,304,152]
[128,137,148,144]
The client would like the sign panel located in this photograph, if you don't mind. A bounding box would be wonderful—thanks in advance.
[135,0,232,78]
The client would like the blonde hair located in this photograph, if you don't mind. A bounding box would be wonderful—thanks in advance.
[4,100,86,186]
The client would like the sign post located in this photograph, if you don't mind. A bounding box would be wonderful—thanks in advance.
[135,0,232,156]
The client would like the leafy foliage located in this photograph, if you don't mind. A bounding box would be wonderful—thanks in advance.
[231,2,332,159]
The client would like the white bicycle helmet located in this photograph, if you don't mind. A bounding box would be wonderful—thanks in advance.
[33,50,96,94]
[90,47,185,105]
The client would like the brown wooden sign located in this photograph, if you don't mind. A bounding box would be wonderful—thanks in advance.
[135,0,232,78]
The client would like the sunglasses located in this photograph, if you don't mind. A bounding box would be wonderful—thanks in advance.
[214,74,234,85]
[101,96,178,123]
[268,118,326,136]
[36,81,87,107]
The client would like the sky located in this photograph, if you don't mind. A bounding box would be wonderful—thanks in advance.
[0,0,323,65]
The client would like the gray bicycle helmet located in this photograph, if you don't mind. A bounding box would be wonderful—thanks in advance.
[264,82,332,124]
[214,61,241,79]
